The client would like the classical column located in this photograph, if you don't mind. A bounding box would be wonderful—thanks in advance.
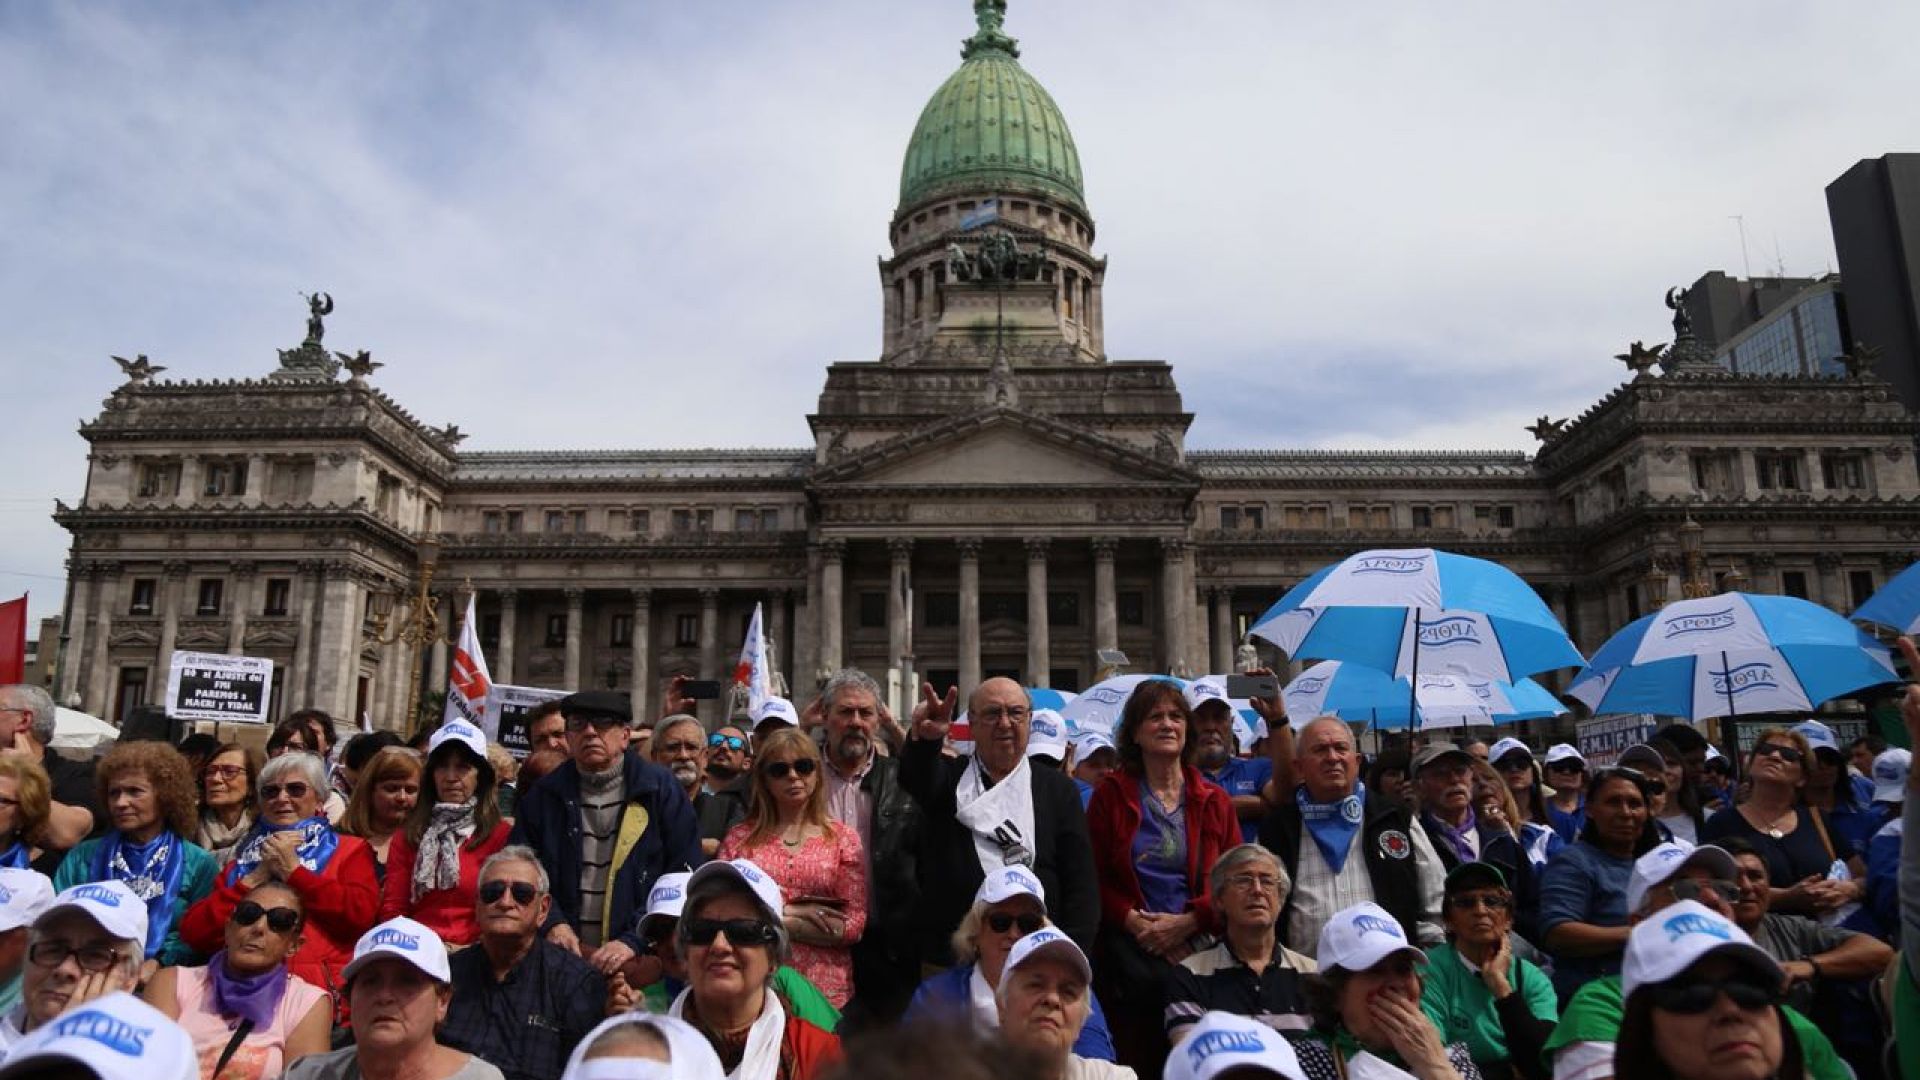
[957,538,982,693]
[1159,539,1187,674]
[1814,553,1844,611]
[56,565,92,705]
[313,564,359,723]
[245,454,266,507]
[630,588,652,721]
[155,561,189,695]
[288,562,321,703]
[428,593,452,693]
[1026,537,1051,687]
[1091,538,1118,662]
[83,566,118,716]
[1187,545,1206,676]
[227,562,256,656]
[562,588,584,690]
[818,540,845,673]
[793,550,817,688]
[496,589,518,684]
[1211,587,1234,674]
[698,587,722,682]
[887,538,914,675]
[768,588,789,691]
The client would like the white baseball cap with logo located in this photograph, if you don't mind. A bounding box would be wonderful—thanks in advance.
[1184,679,1230,712]
[1791,720,1840,757]
[635,871,692,942]
[341,916,452,985]
[560,1013,724,1080]
[1621,899,1782,1000]
[974,864,1047,907]
[685,858,785,923]
[1543,743,1586,768]
[1872,748,1911,803]
[1002,926,1091,984]
[1167,1010,1308,1080]
[1488,737,1532,766]
[750,697,798,729]
[0,869,55,934]
[1316,902,1424,973]
[428,718,488,762]
[1624,840,1738,915]
[39,881,148,948]
[1027,709,1069,761]
[0,991,197,1080]
[1070,730,1116,764]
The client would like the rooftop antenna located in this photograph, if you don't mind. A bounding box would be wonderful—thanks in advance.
[1772,233,1787,278]
[1730,215,1753,280]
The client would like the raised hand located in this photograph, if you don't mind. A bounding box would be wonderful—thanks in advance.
[661,674,696,720]
[910,682,959,742]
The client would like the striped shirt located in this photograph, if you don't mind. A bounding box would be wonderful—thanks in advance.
[1165,939,1317,1038]
[577,765,626,948]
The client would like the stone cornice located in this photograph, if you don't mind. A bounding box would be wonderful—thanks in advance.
[809,405,1201,487]
[439,531,809,562]
[52,501,421,551]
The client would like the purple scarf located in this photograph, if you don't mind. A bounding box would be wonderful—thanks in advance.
[1426,807,1479,864]
[209,950,287,1031]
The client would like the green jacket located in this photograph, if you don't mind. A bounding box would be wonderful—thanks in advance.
[52,835,218,967]
[1544,974,1846,1080]
[1419,942,1556,1074]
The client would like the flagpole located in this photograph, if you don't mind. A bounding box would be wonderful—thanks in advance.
[1406,607,1422,738]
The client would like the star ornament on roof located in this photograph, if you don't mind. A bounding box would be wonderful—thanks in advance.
[1615,340,1664,375]
[1526,416,1567,442]
[110,354,166,384]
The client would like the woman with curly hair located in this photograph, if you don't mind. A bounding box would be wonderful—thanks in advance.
[0,756,59,875]
[53,740,219,967]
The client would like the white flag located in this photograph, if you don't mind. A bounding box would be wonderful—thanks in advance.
[444,593,493,729]
[732,602,770,709]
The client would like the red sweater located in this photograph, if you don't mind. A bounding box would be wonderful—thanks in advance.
[179,834,381,996]
[1084,766,1238,936]
[378,820,513,945]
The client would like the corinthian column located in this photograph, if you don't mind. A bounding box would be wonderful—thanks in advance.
[630,588,652,721]
[562,589,584,690]
[1026,537,1051,687]
[1211,587,1234,674]
[1159,539,1187,675]
[818,540,845,672]
[887,538,913,674]
[1092,538,1118,663]
[958,538,982,694]
[495,589,518,684]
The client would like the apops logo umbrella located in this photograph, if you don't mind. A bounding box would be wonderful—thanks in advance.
[1417,615,1483,649]
[1352,555,1429,575]
[1290,674,1329,695]
[1710,663,1779,697]
[1662,608,1739,639]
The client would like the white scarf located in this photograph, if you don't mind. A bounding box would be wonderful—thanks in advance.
[412,799,477,904]
[954,754,1037,877]
[966,964,999,1030]
[668,984,786,1080]
[1347,1050,1420,1080]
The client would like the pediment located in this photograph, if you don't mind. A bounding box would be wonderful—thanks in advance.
[812,408,1195,489]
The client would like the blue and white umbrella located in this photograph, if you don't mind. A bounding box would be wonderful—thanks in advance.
[1057,674,1184,737]
[1282,660,1568,731]
[1248,548,1584,683]
[1568,592,1898,720]
[1852,558,1920,634]
[1186,674,1269,751]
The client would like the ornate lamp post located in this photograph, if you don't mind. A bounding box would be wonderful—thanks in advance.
[1678,515,1713,599]
[367,535,465,734]
[1641,561,1670,609]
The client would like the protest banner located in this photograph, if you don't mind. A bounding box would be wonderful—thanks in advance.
[166,651,274,724]
[1576,713,1658,768]
[485,683,568,757]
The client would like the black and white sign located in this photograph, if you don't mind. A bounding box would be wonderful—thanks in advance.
[167,651,274,724]
[485,683,568,758]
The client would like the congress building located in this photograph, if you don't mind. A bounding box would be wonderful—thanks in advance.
[49,4,1920,730]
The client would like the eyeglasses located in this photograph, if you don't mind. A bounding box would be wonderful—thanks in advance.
[1642,778,1667,797]
[1753,742,1805,764]
[682,917,780,948]
[28,941,125,973]
[203,765,246,782]
[233,901,301,933]
[1667,878,1741,904]
[976,706,1030,724]
[478,880,539,906]
[1494,757,1533,773]
[1546,762,1585,773]
[1447,892,1511,911]
[1647,974,1779,1014]
[260,781,311,801]
[708,734,747,751]
[1225,873,1283,894]
[763,759,817,780]
[986,911,1045,935]
[565,715,628,733]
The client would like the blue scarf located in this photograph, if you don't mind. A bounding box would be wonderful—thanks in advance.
[225,815,339,887]
[1298,781,1367,875]
[90,830,187,958]
[0,842,30,870]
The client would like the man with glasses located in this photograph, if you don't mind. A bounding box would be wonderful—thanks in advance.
[509,690,700,975]
[704,726,752,793]
[0,880,147,1046]
[651,715,744,859]
[442,847,604,1080]
[1163,845,1315,1042]
[1541,743,1588,844]
[1717,836,1891,1016]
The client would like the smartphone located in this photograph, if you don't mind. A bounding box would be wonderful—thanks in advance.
[681,679,723,700]
[1226,673,1279,700]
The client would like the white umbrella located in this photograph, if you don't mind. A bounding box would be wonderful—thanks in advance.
[1057,674,1187,737]
[51,707,120,752]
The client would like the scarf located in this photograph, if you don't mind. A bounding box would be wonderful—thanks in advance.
[90,830,187,958]
[965,964,998,1030]
[196,809,255,865]
[1298,781,1366,875]
[225,815,339,887]
[411,799,478,904]
[0,842,29,870]
[1424,807,1478,864]
[953,755,1037,877]
[209,950,288,1030]
[670,984,787,1080]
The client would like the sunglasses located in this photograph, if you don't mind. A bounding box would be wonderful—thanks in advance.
[1546,761,1585,773]
[1494,757,1534,773]
[1647,974,1778,1014]
[565,714,627,733]
[1447,892,1510,911]
[708,734,747,751]
[763,759,817,780]
[233,901,301,933]
[478,880,539,906]
[1753,742,1805,764]
[986,911,1046,935]
[682,917,780,948]
[260,781,311,801]
[28,941,126,973]
[1668,878,1740,905]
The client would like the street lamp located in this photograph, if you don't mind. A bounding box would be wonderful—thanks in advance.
[1678,516,1712,599]
[1641,562,1670,609]
[366,533,464,735]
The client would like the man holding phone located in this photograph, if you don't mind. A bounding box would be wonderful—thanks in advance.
[1187,679,1276,843]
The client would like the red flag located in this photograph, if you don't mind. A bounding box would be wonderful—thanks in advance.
[0,596,25,686]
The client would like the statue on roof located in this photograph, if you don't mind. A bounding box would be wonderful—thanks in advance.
[962,0,1019,59]
[111,354,166,385]
[1841,340,1883,378]
[335,349,382,384]
[437,423,467,446]
[1615,340,1663,376]
[1665,286,1692,338]
[1525,415,1568,441]
[301,291,334,346]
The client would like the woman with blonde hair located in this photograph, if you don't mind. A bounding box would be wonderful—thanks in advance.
[1701,726,1865,917]
[0,756,56,874]
[337,746,422,886]
[717,727,867,1008]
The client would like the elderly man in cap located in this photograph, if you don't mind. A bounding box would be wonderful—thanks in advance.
[905,677,1099,966]
[0,870,53,1020]
[1187,683,1274,844]
[0,991,197,1080]
[0,881,147,1046]
[508,689,701,974]
[1412,742,1538,940]
[651,715,745,858]
[1164,846,1315,1042]
[285,916,504,1080]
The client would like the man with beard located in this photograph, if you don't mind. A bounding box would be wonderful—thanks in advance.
[1186,683,1274,843]
[1412,742,1538,940]
[651,715,745,858]
[815,669,923,1027]
[704,725,751,793]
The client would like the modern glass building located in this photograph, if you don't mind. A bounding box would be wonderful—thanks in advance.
[1714,278,1849,377]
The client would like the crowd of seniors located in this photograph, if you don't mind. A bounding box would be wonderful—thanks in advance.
[2,665,1920,1080]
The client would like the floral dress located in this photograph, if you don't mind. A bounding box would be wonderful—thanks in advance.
[718,820,868,1008]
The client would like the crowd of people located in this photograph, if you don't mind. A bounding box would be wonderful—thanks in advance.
[0,653,1916,1080]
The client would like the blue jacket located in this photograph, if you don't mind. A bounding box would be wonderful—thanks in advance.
[1866,815,1901,938]
[509,754,704,951]
[904,962,1117,1061]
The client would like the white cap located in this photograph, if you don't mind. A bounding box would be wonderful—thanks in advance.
[974,864,1047,908]
[1070,730,1116,763]
[1621,899,1783,1000]
[1488,737,1532,764]
[341,916,452,985]
[635,871,692,942]
[0,991,197,1080]
[40,881,147,948]
[1543,743,1586,768]
[750,697,798,728]
[1872,748,1911,803]
[1705,745,1728,762]
[1166,1011,1308,1080]
[428,718,487,762]
[1184,679,1231,711]
[0,869,55,934]
[685,858,785,922]
[1027,709,1069,760]
[1791,720,1840,757]
[1315,902,1423,974]
[1624,841,1739,915]
[560,1013,725,1080]
[1002,926,1091,984]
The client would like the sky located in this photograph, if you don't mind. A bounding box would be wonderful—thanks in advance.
[3,1,1916,630]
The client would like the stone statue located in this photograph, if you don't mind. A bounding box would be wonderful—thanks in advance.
[1614,340,1664,376]
[302,292,334,346]
[437,423,467,445]
[335,349,382,383]
[945,242,974,283]
[1234,640,1259,673]
[1841,340,1883,378]
[1525,415,1568,441]
[978,233,1018,282]
[110,354,166,384]
[1665,286,1692,339]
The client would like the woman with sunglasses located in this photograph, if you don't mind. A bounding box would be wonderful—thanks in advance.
[338,746,423,886]
[378,722,510,946]
[1419,863,1556,1080]
[665,859,841,1080]
[195,743,263,868]
[1537,766,1662,1004]
[179,752,381,1000]
[53,740,218,969]
[1612,899,1800,1080]
[1701,727,1865,918]
[717,728,866,1009]
[145,879,331,1080]
[903,864,1118,1061]
[1487,741,1560,872]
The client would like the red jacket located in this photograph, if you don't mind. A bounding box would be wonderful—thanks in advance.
[780,1015,842,1080]
[1085,766,1238,936]
[378,820,513,946]
[179,834,381,997]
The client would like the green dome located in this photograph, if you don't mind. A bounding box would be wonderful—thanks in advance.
[898,3,1086,216]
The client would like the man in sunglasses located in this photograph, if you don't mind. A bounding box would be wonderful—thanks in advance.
[1716,836,1891,1017]
[0,881,146,1047]
[442,847,605,1080]
[704,726,752,792]
[650,715,745,858]
[1544,840,1851,1080]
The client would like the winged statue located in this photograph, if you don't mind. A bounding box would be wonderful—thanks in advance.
[110,354,166,384]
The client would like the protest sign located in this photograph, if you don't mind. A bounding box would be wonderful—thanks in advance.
[166,651,273,724]
[485,683,568,757]
[1576,713,1658,768]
